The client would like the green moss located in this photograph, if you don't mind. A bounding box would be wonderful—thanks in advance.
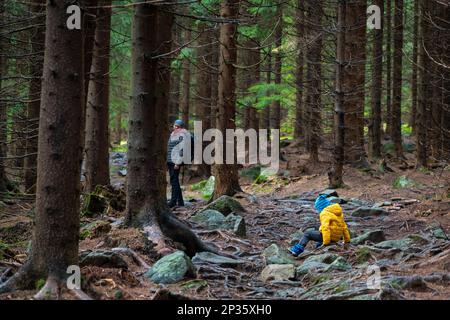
[334,282,350,293]
[393,175,415,189]
[181,279,208,290]
[0,241,9,260]
[36,279,46,290]
[356,247,372,264]
[310,274,331,286]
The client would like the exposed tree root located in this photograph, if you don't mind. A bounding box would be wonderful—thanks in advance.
[157,210,220,257]
[0,263,40,294]
[33,276,61,300]
[111,247,150,269]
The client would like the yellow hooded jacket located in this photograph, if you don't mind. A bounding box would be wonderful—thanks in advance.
[319,203,351,245]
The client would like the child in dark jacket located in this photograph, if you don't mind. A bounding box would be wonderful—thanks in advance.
[289,194,351,256]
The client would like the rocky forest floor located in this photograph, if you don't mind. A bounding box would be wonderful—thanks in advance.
[0,140,449,300]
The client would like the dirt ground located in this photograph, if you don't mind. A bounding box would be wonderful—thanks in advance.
[1,142,449,300]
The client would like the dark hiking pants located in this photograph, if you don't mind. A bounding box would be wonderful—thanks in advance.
[168,162,184,206]
[299,229,323,248]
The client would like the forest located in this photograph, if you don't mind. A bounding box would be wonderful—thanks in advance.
[0,0,449,301]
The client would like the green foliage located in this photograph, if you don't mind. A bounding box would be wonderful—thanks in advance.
[112,140,128,153]
[393,175,415,189]
[191,176,215,200]
[35,279,46,291]
[240,166,262,181]
[0,241,10,261]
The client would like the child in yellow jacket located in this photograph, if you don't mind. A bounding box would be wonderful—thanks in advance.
[289,194,351,256]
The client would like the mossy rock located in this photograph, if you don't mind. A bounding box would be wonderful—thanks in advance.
[191,210,225,229]
[262,244,297,265]
[355,247,373,264]
[202,195,245,216]
[146,251,196,284]
[324,256,352,272]
[351,230,386,245]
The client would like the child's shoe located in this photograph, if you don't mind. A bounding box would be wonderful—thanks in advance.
[289,243,304,256]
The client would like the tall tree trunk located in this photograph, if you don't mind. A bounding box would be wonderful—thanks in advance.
[416,0,429,168]
[0,0,7,193]
[210,34,219,128]
[385,0,392,137]
[0,0,85,296]
[84,0,112,192]
[391,0,404,159]
[260,48,271,140]
[114,110,122,144]
[409,0,419,133]
[11,28,29,173]
[196,23,212,177]
[81,1,98,148]
[212,0,242,200]
[169,21,181,124]
[343,0,367,166]
[440,6,450,159]
[294,0,305,139]
[305,0,322,162]
[270,3,282,140]
[369,0,384,159]
[23,0,45,193]
[329,0,346,188]
[180,23,191,129]
[126,2,212,257]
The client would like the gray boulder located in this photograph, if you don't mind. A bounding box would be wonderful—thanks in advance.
[146,251,196,284]
[260,264,296,282]
[190,210,246,237]
[262,244,297,265]
[190,209,225,229]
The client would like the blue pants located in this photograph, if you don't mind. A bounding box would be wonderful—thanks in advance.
[299,229,323,248]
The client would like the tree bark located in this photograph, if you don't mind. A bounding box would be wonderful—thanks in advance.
[369,0,383,159]
[305,0,322,162]
[126,2,212,257]
[23,0,46,193]
[385,0,392,137]
[391,0,404,159]
[409,0,419,133]
[210,34,219,128]
[260,47,271,140]
[180,20,191,130]
[294,0,305,139]
[212,0,242,200]
[169,22,181,124]
[196,23,212,177]
[0,0,85,295]
[81,0,98,149]
[342,0,367,166]
[84,0,112,192]
[329,0,346,188]
[270,3,282,139]
[0,0,7,193]
[416,0,429,168]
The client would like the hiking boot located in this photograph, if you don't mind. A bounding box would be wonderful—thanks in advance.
[289,243,304,257]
